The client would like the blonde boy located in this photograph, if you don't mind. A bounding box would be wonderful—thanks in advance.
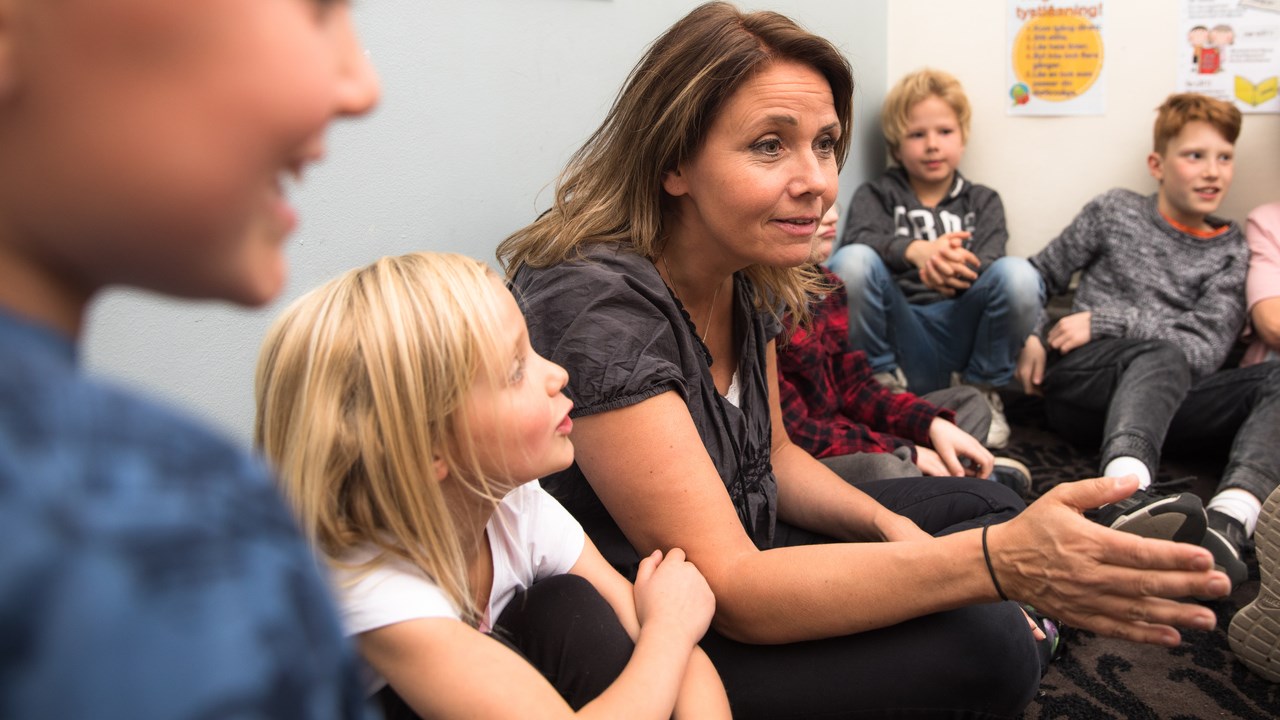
[0,0,378,715]
[827,69,1043,449]
[1019,95,1280,612]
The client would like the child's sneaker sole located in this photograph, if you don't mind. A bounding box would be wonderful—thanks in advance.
[991,457,1032,499]
[1229,487,1280,682]
[1105,493,1206,545]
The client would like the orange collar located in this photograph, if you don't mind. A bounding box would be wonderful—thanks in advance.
[1161,211,1229,239]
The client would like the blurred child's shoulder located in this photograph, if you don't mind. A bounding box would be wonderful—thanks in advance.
[0,309,273,509]
[0,326,352,716]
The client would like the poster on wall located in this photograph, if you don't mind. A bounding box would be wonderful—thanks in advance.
[1178,1,1280,114]
[1006,1,1106,116]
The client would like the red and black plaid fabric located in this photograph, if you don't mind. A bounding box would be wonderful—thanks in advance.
[777,272,953,459]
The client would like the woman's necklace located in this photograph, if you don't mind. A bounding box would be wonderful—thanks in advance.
[661,253,721,344]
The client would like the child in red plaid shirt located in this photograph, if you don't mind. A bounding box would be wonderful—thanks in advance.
[780,205,1030,491]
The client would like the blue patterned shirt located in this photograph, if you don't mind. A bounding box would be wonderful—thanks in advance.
[0,310,372,719]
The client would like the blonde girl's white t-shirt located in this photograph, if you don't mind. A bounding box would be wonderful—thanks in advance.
[332,482,586,694]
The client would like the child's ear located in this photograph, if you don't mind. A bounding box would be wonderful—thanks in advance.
[662,166,689,197]
[432,455,449,483]
[1147,151,1165,183]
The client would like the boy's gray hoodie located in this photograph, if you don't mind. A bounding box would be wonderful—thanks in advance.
[835,166,1009,305]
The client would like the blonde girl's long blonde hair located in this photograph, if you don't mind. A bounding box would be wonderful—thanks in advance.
[496,1,854,325]
[255,252,508,626]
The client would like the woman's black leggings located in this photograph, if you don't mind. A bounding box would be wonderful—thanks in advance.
[699,476,1041,720]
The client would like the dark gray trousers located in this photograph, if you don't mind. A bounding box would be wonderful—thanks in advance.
[1043,338,1280,503]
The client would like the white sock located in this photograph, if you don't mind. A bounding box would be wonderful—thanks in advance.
[1103,456,1152,490]
[1207,488,1263,537]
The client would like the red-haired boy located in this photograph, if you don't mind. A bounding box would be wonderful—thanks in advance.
[1019,95,1279,613]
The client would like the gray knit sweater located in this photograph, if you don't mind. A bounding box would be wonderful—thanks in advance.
[1029,189,1246,379]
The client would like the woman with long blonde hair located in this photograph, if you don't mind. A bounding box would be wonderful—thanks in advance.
[502,3,1227,717]
[256,251,728,719]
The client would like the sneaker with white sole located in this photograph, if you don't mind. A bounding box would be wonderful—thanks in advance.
[873,367,909,394]
[1087,488,1207,544]
[949,373,1010,449]
[980,389,1011,449]
[1229,486,1280,682]
[991,457,1032,499]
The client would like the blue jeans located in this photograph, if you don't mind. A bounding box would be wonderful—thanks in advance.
[1043,338,1280,503]
[827,244,1045,394]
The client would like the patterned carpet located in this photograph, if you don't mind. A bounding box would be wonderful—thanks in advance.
[1001,394,1280,719]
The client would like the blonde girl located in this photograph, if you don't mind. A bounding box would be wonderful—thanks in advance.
[255,252,728,719]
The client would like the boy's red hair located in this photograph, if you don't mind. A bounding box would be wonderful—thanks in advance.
[1153,93,1241,154]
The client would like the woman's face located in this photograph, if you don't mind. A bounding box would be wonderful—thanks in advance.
[663,60,840,271]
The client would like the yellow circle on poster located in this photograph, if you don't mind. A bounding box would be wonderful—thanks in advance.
[1012,14,1103,102]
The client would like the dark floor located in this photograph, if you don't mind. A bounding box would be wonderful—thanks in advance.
[1000,393,1279,719]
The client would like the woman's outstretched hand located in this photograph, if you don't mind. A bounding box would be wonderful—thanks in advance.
[988,475,1227,646]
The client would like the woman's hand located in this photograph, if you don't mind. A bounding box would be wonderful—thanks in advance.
[988,475,1227,646]
[633,549,716,647]
[927,417,993,478]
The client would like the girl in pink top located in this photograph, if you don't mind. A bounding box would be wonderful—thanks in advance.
[1244,202,1280,366]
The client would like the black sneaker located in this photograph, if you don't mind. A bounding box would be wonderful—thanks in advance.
[1229,486,1280,682]
[991,457,1032,499]
[1202,510,1249,591]
[1022,604,1064,678]
[1088,488,1207,544]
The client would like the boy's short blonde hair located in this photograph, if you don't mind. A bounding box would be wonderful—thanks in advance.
[1153,93,1241,154]
[881,68,971,160]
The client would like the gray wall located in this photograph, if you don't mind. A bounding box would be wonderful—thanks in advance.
[84,0,890,446]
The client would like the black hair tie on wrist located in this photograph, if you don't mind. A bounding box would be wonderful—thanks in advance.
[983,523,1010,602]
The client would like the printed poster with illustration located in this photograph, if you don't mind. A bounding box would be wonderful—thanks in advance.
[1007,1,1106,116]
[1178,0,1280,113]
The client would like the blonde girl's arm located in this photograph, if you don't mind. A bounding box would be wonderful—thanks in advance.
[356,540,727,720]
[569,537,731,719]
[359,617,586,719]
